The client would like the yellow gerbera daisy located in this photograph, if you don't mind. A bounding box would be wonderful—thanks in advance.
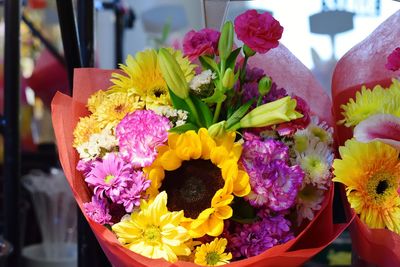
[333,139,400,233]
[144,128,250,238]
[340,79,400,127]
[108,48,195,109]
[93,92,144,128]
[111,191,191,263]
[73,115,101,147]
[194,238,232,266]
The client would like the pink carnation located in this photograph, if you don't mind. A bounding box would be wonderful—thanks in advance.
[116,110,171,168]
[385,47,400,71]
[234,10,283,54]
[183,28,220,60]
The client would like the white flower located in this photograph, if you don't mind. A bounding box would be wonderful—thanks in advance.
[296,185,326,225]
[189,70,216,92]
[153,105,188,127]
[76,128,118,160]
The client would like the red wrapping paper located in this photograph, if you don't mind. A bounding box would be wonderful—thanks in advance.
[52,44,348,266]
[331,10,400,267]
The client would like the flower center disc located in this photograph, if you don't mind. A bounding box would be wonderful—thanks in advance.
[160,160,224,219]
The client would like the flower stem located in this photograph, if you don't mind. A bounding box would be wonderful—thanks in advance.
[213,101,223,123]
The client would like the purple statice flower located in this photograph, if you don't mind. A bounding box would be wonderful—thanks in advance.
[83,196,112,225]
[85,153,130,201]
[228,212,293,258]
[116,110,171,168]
[115,171,151,213]
[241,138,304,211]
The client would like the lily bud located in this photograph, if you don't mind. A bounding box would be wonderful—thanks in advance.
[239,96,303,128]
[222,68,235,89]
[258,76,272,96]
[218,21,234,60]
[208,121,227,140]
[158,48,189,99]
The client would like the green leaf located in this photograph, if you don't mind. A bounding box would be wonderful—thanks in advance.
[169,123,199,133]
[226,47,241,70]
[199,56,219,74]
[190,94,213,127]
[226,99,254,130]
[168,89,195,124]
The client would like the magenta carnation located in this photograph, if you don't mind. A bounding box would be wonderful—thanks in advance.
[85,153,130,201]
[276,95,310,136]
[241,138,304,211]
[234,10,283,54]
[83,196,112,225]
[386,47,400,71]
[116,171,151,213]
[183,28,220,60]
[116,110,171,168]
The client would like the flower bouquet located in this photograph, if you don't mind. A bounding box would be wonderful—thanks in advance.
[332,10,400,266]
[52,10,347,266]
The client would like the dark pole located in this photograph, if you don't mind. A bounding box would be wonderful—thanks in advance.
[77,0,94,67]
[114,0,124,67]
[3,0,21,266]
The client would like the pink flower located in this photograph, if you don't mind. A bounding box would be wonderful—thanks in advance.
[116,110,171,168]
[385,47,400,71]
[183,28,220,60]
[276,96,310,136]
[83,196,112,225]
[234,10,283,54]
[85,153,130,201]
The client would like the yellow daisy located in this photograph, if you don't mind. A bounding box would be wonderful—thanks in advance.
[194,238,232,266]
[87,89,106,113]
[144,128,250,238]
[73,115,101,148]
[340,79,400,127]
[111,191,191,263]
[333,139,400,233]
[109,48,195,109]
[93,92,144,128]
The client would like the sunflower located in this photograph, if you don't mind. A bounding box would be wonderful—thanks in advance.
[108,49,196,109]
[144,128,250,238]
[73,115,102,148]
[194,238,232,266]
[333,139,400,233]
[339,79,400,127]
[93,92,144,128]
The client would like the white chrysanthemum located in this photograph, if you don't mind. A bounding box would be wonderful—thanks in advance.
[296,184,326,225]
[189,70,216,93]
[76,128,118,159]
[153,105,188,127]
[296,139,334,189]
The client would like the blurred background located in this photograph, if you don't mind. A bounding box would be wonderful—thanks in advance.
[0,0,399,266]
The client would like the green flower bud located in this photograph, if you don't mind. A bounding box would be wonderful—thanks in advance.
[243,45,256,57]
[222,68,235,89]
[218,21,234,60]
[239,96,303,128]
[158,48,189,99]
[208,121,227,142]
[258,76,272,96]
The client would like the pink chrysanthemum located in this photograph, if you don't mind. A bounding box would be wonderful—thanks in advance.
[85,153,130,201]
[241,136,304,211]
[116,110,171,168]
[83,196,112,225]
[77,159,94,176]
[116,171,151,213]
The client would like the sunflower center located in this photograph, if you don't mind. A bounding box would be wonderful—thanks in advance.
[144,225,161,243]
[206,252,221,265]
[160,160,224,219]
[104,174,114,184]
[367,171,397,203]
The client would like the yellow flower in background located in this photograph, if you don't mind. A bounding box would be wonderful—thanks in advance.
[73,115,101,148]
[87,90,106,113]
[108,49,195,109]
[144,128,250,238]
[194,238,232,266]
[340,79,400,127]
[333,139,400,234]
[111,191,191,263]
[94,92,144,128]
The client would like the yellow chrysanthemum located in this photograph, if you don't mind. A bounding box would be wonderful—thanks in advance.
[194,238,232,266]
[111,191,191,263]
[73,115,101,147]
[93,92,144,128]
[333,139,400,233]
[108,49,195,109]
[87,89,106,113]
[340,79,400,127]
[144,128,250,238]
